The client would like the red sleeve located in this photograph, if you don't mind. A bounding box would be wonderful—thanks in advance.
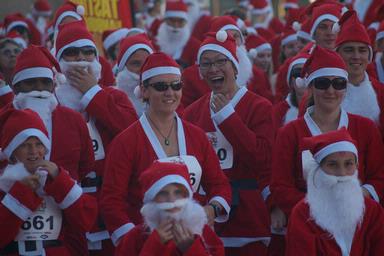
[115,226,143,256]
[139,230,170,256]
[99,56,116,86]
[0,91,14,109]
[274,64,290,103]
[365,199,384,254]
[76,113,95,181]
[270,124,305,215]
[248,68,274,103]
[0,182,42,247]
[44,168,98,233]
[85,87,138,136]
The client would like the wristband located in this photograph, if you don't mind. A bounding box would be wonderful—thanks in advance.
[209,203,220,218]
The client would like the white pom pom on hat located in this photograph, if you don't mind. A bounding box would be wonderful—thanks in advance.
[76,5,85,16]
[341,6,349,15]
[216,30,228,42]
[52,67,67,84]
[295,77,306,88]
[249,48,258,59]
[134,85,142,99]
[292,21,301,32]
[332,22,340,34]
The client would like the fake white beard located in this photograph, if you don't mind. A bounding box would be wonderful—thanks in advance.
[55,59,101,112]
[306,169,365,255]
[140,198,207,235]
[341,77,380,124]
[187,3,200,29]
[13,90,57,130]
[156,22,191,58]
[0,162,47,195]
[236,45,253,87]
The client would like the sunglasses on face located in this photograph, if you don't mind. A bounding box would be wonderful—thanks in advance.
[148,81,183,91]
[313,77,347,90]
[62,46,97,57]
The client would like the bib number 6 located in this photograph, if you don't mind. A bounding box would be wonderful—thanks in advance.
[21,216,54,230]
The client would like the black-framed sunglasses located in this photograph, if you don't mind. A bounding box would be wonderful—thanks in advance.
[62,46,97,57]
[148,81,183,91]
[313,77,347,90]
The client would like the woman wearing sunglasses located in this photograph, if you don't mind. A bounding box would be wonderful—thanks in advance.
[270,45,384,249]
[184,31,274,256]
[101,52,231,247]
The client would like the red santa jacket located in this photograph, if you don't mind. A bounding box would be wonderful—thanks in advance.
[100,115,231,245]
[286,198,384,256]
[99,56,116,87]
[183,87,274,242]
[271,109,384,216]
[273,99,290,129]
[0,167,97,256]
[248,66,274,103]
[115,225,224,256]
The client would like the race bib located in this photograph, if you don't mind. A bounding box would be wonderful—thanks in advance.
[158,155,202,192]
[15,197,62,241]
[87,119,105,161]
[207,130,233,169]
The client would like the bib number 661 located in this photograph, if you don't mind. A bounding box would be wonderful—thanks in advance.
[21,216,54,230]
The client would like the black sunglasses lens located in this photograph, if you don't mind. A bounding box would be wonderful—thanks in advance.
[332,78,347,90]
[170,82,182,90]
[314,78,331,90]
[152,82,169,91]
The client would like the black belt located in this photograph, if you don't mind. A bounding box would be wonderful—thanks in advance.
[231,179,259,207]
[81,175,103,188]
[0,240,62,255]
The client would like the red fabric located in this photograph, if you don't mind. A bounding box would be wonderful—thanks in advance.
[99,56,115,86]
[181,64,210,108]
[361,0,384,27]
[286,198,384,256]
[183,89,274,239]
[269,18,285,34]
[100,119,231,241]
[116,225,224,256]
[248,67,274,103]
[191,15,212,41]
[0,167,97,255]
[272,99,290,129]
[271,113,384,216]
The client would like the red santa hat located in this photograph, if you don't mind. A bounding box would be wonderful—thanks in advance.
[334,10,373,62]
[303,127,357,164]
[284,0,299,10]
[102,28,130,51]
[209,16,244,44]
[296,45,348,87]
[0,109,51,159]
[4,13,29,34]
[197,31,239,71]
[295,18,313,42]
[245,33,272,59]
[32,0,52,17]
[286,52,309,86]
[140,52,181,83]
[377,21,384,42]
[12,44,64,86]
[6,31,27,49]
[309,4,344,38]
[250,0,272,15]
[305,0,342,16]
[281,27,298,46]
[55,20,97,60]
[117,33,154,73]
[139,161,193,203]
[164,1,188,20]
[53,1,84,31]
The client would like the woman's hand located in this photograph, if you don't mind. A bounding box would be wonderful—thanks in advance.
[210,93,230,113]
[271,206,287,231]
[65,66,97,94]
[20,174,41,191]
[173,221,194,253]
[156,218,174,244]
[29,160,59,179]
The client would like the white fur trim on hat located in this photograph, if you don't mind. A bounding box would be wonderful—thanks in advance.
[3,128,50,158]
[249,48,258,59]
[198,44,239,71]
[54,11,82,30]
[142,66,181,82]
[32,8,52,17]
[143,174,193,203]
[331,22,340,34]
[306,67,348,86]
[251,5,272,15]
[297,30,313,42]
[56,39,98,60]
[6,21,28,33]
[314,141,358,163]
[284,3,299,9]
[118,43,153,72]
[12,67,53,85]
[292,21,301,32]
[286,57,307,85]
[310,14,339,38]
[103,28,129,51]
[295,77,306,88]
[376,31,384,42]
[164,11,188,20]
[281,34,298,46]
[220,25,244,43]
[127,27,146,35]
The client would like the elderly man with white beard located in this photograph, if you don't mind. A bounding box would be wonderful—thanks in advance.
[115,161,225,256]
[286,128,384,256]
[155,1,201,69]
[54,20,138,255]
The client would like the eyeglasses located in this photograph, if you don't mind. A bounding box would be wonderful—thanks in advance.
[290,68,302,79]
[199,58,229,70]
[62,46,97,57]
[0,48,21,57]
[148,81,183,91]
[313,77,347,90]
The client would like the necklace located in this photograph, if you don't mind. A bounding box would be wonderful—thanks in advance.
[147,115,175,146]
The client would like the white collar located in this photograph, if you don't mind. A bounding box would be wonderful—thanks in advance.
[375,52,384,83]
[304,106,349,136]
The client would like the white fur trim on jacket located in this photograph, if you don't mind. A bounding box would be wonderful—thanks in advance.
[58,183,83,209]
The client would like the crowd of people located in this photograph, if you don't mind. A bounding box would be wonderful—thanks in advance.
[0,0,384,255]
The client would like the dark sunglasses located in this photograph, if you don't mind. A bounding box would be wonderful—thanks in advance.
[313,77,347,90]
[290,68,302,79]
[148,81,183,91]
[62,46,97,57]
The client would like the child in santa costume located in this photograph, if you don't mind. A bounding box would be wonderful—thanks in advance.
[270,45,384,255]
[0,108,97,255]
[183,31,274,256]
[100,52,231,247]
[115,161,225,256]
[286,128,384,256]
